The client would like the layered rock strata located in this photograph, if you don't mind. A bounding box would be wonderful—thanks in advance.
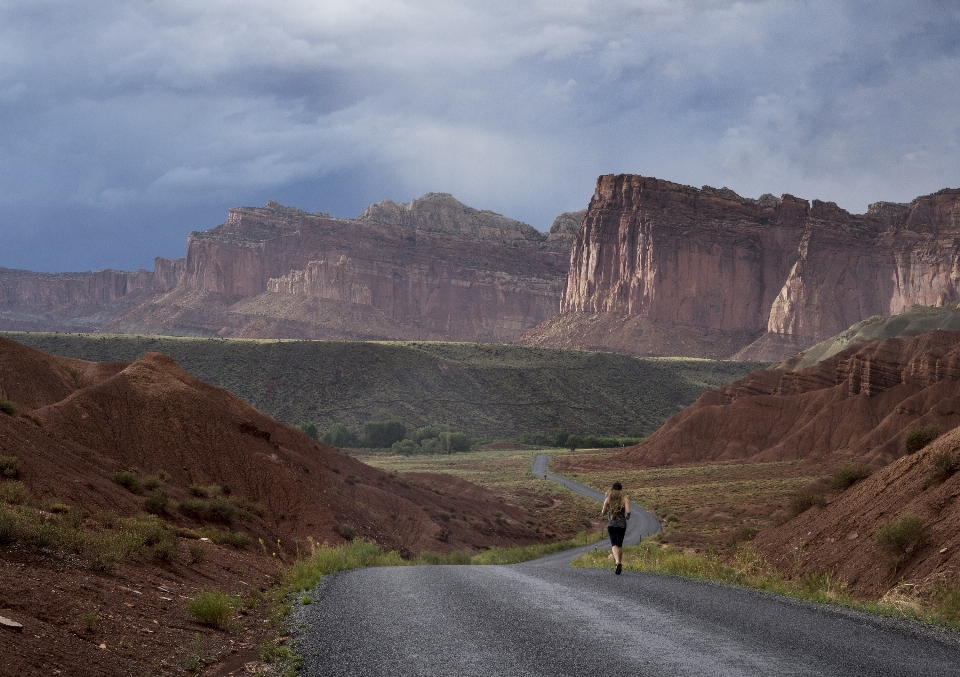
[521,174,960,359]
[104,196,569,340]
[593,329,960,467]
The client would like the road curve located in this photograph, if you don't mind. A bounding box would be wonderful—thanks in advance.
[295,455,960,676]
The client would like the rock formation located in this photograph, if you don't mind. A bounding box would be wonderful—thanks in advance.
[577,329,960,468]
[1,196,570,342]
[518,174,960,360]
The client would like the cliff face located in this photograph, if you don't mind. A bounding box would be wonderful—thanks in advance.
[532,174,960,359]
[0,258,184,330]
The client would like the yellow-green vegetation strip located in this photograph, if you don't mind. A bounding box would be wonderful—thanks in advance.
[358,448,600,536]
[562,454,820,537]
[573,541,960,627]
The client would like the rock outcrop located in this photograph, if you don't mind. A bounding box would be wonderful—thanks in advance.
[586,329,960,468]
[1,197,570,341]
[519,174,960,360]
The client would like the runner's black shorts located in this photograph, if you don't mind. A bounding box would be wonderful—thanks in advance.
[607,526,626,547]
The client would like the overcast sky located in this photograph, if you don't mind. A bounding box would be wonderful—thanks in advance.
[2,0,959,272]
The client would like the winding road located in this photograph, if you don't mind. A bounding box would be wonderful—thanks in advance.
[294,454,960,676]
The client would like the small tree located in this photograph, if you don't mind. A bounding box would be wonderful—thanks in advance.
[298,423,319,440]
[552,428,570,448]
[322,423,358,448]
[361,420,406,448]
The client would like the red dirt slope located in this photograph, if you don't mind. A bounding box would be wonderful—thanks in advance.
[753,429,960,599]
[0,336,548,554]
[592,330,960,468]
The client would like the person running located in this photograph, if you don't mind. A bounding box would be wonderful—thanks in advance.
[600,481,630,575]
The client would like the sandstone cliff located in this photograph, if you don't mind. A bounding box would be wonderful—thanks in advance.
[100,197,568,341]
[519,174,960,360]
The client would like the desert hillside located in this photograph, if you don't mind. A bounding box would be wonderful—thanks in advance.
[2,332,764,439]
[551,329,960,470]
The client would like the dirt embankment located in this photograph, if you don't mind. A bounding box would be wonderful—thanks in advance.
[556,329,960,470]
[0,336,555,675]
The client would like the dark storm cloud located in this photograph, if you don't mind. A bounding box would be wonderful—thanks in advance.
[1,0,959,271]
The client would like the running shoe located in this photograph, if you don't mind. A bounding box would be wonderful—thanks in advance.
[615,562,622,575]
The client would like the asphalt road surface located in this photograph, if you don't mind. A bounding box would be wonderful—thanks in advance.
[295,455,960,676]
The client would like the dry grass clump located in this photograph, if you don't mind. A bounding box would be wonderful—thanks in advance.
[185,589,236,628]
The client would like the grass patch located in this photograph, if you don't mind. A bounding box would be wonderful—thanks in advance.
[185,589,236,628]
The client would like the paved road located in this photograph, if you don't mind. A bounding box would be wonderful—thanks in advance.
[295,456,960,676]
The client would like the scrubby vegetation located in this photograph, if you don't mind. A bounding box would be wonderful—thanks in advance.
[903,425,940,455]
[875,514,927,559]
[0,397,17,415]
[185,590,236,628]
[924,449,960,488]
[0,455,22,479]
[112,471,143,494]
[787,491,827,517]
[1,332,763,440]
[830,465,872,492]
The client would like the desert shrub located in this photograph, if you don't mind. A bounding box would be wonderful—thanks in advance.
[333,523,356,541]
[875,514,927,557]
[188,542,205,564]
[666,514,679,524]
[0,503,84,553]
[179,499,208,520]
[321,423,359,448]
[232,496,267,517]
[203,528,250,548]
[788,492,827,518]
[81,611,100,632]
[298,422,319,440]
[0,481,29,505]
[360,420,406,448]
[145,489,169,515]
[903,425,940,455]
[143,475,162,490]
[189,484,209,497]
[0,398,17,416]
[924,450,960,488]
[344,474,359,485]
[831,465,872,492]
[728,526,759,545]
[112,471,143,494]
[0,455,22,479]
[185,590,235,628]
[86,515,178,566]
[206,497,234,523]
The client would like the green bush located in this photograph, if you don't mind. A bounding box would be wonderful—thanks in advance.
[333,523,356,541]
[831,465,872,492]
[321,423,358,447]
[0,455,22,479]
[112,471,143,494]
[925,450,960,488]
[298,422,319,440]
[391,439,418,455]
[875,514,927,557]
[0,398,17,416]
[206,497,234,523]
[185,590,235,628]
[144,489,169,515]
[0,481,30,505]
[788,492,827,518]
[143,475,162,491]
[903,425,940,455]
[206,529,250,548]
[179,499,208,520]
[360,420,406,448]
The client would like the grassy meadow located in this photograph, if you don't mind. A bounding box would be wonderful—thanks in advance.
[1,332,764,440]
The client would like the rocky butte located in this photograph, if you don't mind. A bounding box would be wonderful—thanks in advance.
[516,174,960,360]
[0,194,579,342]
